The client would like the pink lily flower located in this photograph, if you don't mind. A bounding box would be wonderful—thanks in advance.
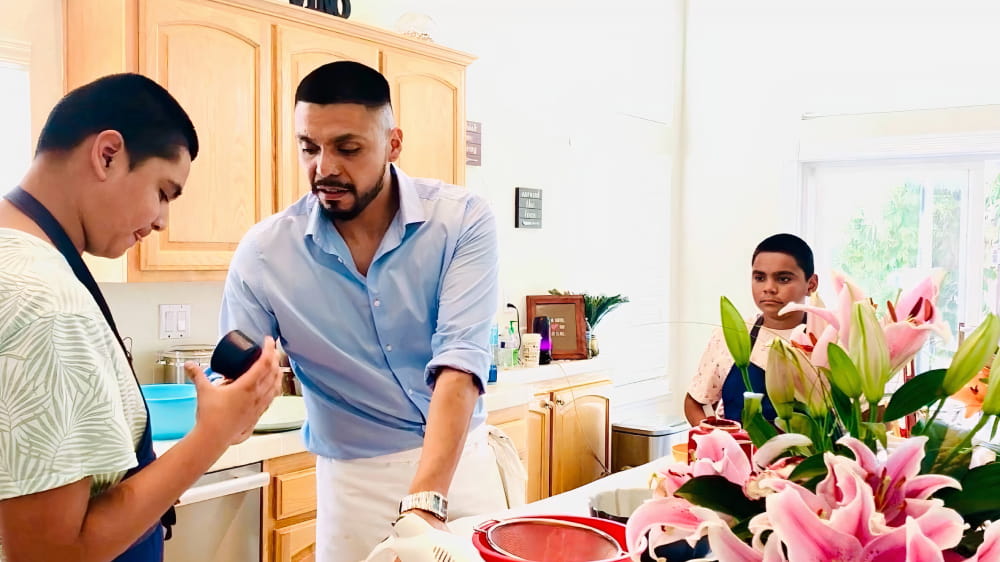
[882,272,951,374]
[782,271,867,369]
[783,271,947,377]
[624,496,713,555]
[652,429,753,497]
[837,436,960,526]
[630,430,1000,562]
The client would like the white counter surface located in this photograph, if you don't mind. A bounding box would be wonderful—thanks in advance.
[153,429,307,472]
[449,457,663,538]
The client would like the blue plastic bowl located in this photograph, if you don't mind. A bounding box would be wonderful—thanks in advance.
[141,384,197,440]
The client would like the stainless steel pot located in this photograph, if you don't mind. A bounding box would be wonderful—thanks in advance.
[156,344,215,384]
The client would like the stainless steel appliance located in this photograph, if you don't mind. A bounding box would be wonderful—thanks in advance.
[164,462,269,562]
[156,344,215,384]
[611,413,690,472]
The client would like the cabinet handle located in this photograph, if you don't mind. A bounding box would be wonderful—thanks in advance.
[555,398,566,406]
[539,400,553,409]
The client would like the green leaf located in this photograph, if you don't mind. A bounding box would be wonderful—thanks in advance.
[937,463,1000,516]
[674,475,765,520]
[884,369,947,421]
[720,297,751,369]
[788,412,820,444]
[828,382,856,436]
[826,344,863,399]
[743,409,779,449]
[788,453,828,483]
[730,518,754,542]
[915,419,971,477]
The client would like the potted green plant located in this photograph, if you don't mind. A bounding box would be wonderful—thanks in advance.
[548,290,629,357]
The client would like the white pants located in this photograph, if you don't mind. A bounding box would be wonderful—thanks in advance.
[315,424,510,562]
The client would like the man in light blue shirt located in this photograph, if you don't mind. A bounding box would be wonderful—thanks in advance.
[220,61,508,561]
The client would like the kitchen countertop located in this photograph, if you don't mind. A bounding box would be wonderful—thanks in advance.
[153,429,307,473]
[153,360,616,474]
[449,456,663,538]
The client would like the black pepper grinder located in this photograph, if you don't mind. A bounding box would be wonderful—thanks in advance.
[533,316,552,365]
[210,330,262,380]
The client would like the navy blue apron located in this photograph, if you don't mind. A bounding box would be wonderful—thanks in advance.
[721,316,777,423]
[5,187,174,561]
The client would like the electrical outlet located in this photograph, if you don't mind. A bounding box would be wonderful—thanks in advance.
[159,304,191,339]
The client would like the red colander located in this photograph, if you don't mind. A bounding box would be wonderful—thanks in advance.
[472,514,630,562]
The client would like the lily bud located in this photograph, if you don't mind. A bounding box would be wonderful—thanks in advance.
[720,296,751,370]
[849,301,891,404]
[943,314,1000,396]
[766,338,801,419]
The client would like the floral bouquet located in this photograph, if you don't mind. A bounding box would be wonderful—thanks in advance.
[626,272,1000,561]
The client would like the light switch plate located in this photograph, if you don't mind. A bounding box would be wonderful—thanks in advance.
[159,304,191,339]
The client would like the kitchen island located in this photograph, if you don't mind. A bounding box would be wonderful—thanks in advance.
[449,457,663,538]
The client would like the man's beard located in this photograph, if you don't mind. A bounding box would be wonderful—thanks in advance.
[312,167,386,222]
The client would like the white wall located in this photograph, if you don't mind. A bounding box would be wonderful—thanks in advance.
[675,0,1000,411]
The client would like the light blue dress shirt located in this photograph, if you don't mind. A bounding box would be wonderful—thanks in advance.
[220,165,499,460]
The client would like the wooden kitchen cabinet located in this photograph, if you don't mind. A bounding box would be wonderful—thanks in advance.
[138,0,275,276]
[549,382,613,495]
[274,24,380,209]
[263,451,318,562]
[65,0,474,282]
[382,49,467,186]
[494,378,613,503]
[274,519,317,562]
[526,398,554,502]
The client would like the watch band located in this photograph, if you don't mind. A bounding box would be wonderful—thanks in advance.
[398,491,448,522]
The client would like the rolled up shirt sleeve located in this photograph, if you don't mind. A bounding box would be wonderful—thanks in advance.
[425,198,499,391]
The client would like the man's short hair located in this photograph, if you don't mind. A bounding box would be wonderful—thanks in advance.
[295,61,391,108]
[753,233,815,278]
[36,73,198,168]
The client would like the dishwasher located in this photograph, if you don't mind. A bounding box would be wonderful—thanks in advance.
[164,462,270,562]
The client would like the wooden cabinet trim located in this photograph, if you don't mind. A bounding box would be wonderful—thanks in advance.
[274,466,318,520]
[208,0,475,65]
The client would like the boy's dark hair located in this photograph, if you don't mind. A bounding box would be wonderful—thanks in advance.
[753,233,815,278]
[36,73,198,168]
[295,61,391,108]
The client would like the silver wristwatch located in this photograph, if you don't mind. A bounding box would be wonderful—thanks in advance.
[398,491,448,522]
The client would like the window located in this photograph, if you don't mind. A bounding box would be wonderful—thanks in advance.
[803,157,1000,374]
[0,41,31,194]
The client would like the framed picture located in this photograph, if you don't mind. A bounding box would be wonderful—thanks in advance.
[525,295,587,360]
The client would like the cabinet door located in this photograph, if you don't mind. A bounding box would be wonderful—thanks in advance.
[381,50,465,186]
[275,25,380,209]
[274,519,317,562]
[526,396,553,503]
[138,0,273,273]
[550,382,612,495]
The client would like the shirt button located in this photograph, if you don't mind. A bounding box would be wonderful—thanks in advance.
[385,344,393,352]
[373,299,381,307]
[337,257,344,263]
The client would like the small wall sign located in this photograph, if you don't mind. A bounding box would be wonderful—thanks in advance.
[515,187,542,229]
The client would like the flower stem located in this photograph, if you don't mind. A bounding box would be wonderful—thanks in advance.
[851,400,863,439]
[921,398,947,434]
[940,415,989,469]
[991,416,1000,441]
[740,365,752,395]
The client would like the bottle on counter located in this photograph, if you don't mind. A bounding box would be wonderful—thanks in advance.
[488,324,499,383]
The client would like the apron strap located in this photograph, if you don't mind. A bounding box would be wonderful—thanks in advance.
[5,187,174,552]
[4,187,133,364]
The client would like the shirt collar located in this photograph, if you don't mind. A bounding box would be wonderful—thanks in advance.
[304,164,426,255]
[393,164,427,227]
